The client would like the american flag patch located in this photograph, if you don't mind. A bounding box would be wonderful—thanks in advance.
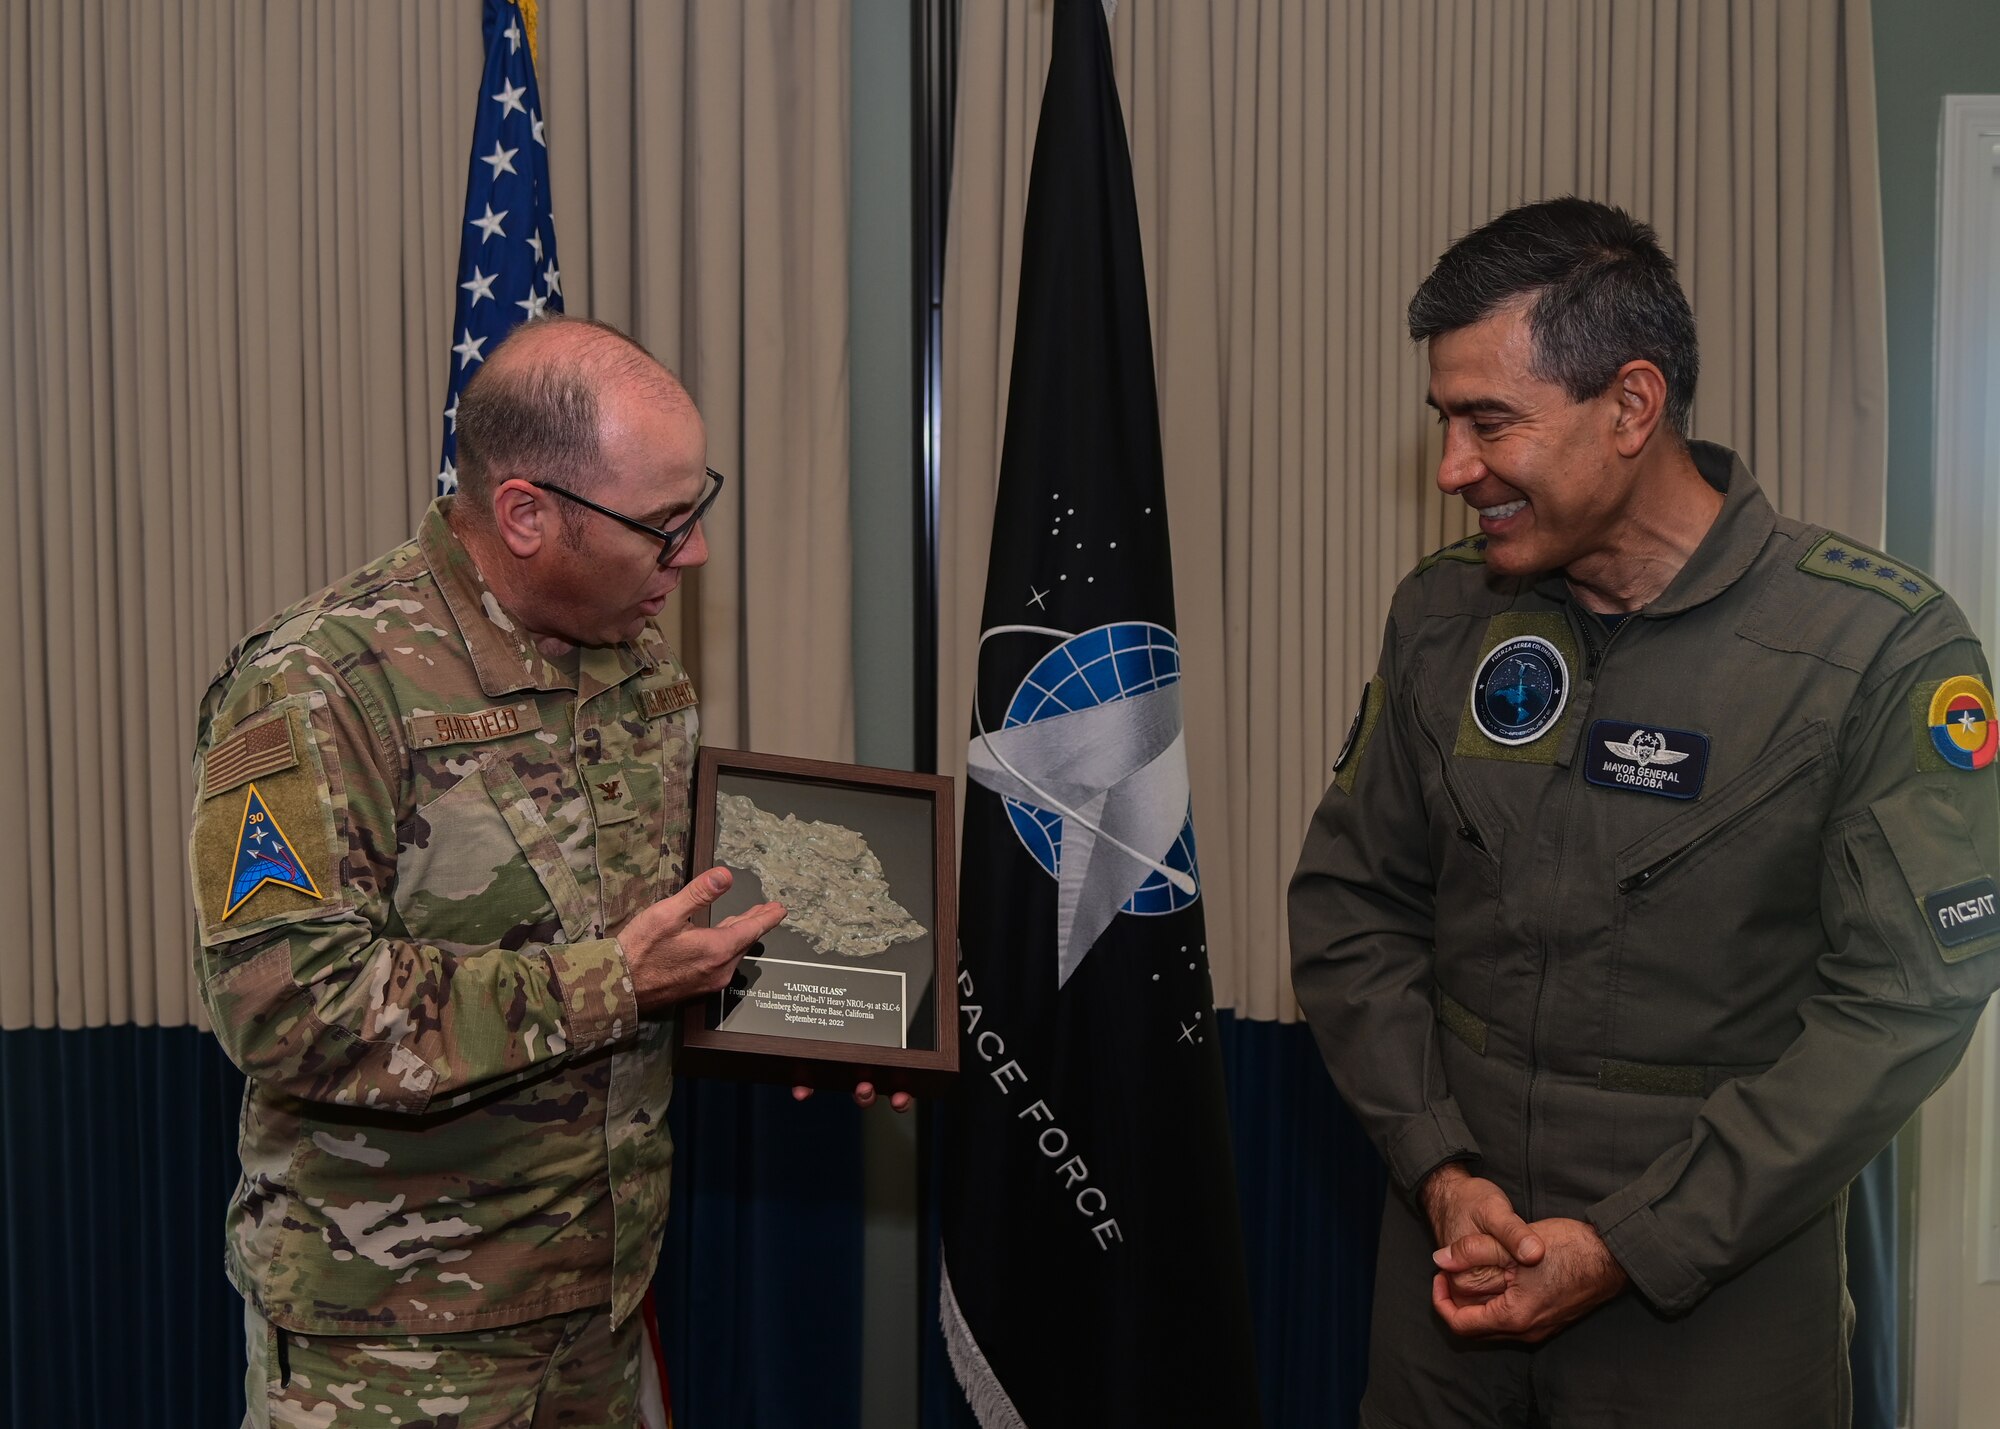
[202,715,298,799]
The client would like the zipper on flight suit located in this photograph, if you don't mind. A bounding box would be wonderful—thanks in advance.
[1520,600,1626,1216]
[1570,600,1611,675]
[1614,729,1829,893]
[1411,688,1487,851]
[1619,845,1697,893]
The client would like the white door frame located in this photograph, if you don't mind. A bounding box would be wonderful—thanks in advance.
[1911,93,2000,1429]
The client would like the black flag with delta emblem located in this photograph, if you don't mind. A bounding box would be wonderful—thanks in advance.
[937,2,1261,1423]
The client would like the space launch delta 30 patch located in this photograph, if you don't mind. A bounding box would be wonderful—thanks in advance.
[1584,720,1711,800]
[193,703,339,938]
[221,782,323,919]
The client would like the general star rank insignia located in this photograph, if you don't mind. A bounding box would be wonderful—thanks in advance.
[222,782,324,920]
[1797,533,1942,612]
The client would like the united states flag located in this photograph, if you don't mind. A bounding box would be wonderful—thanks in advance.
[435,0,564,495]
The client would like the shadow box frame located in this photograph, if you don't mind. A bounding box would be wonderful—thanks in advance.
[678,746,960,1097]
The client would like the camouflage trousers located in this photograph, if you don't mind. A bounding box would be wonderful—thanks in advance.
[241,1300,654,1429]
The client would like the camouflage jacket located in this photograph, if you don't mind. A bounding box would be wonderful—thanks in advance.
[188,499,699,1334]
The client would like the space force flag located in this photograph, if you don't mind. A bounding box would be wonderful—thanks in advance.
[938,2,1261,1424]
[435,0,565,496]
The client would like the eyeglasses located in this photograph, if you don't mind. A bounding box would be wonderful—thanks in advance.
[531,469,725,569]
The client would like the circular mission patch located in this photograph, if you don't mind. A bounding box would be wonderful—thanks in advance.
[1929,675,1998,771]
[1470,635,1570,746]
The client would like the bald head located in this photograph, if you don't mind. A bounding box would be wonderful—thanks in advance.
[453,315,694,538]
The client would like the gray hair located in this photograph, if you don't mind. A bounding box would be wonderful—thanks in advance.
[1407,197,1699,435]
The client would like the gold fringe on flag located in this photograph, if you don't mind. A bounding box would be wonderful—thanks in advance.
[519,0,541,71]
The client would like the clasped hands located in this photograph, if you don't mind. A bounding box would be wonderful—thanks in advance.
[618,866,913,1113]
[1419,1163,1626,1343]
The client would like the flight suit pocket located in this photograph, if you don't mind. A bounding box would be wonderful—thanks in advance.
[1612,721,1833,894]
[1408,666,1504,1002]
[1409,669,1500,862]
[1609,721,1834,1056]
[1861,784,2000,979]
[396,752,592,950]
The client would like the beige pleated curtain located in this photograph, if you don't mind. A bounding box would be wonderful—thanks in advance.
[1,0,853,1031]
[940,0,1888,1022]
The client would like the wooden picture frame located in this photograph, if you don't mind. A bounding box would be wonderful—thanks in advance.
[679,746,959,1097]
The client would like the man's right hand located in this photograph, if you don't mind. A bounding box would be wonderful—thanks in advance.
[1420,1162,1544,1304]
[618,867,786,1012]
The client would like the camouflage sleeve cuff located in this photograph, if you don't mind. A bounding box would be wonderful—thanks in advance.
[1586,1199,1707,1316]
[1384,1100,1481,1198]
[546,937,640,1056]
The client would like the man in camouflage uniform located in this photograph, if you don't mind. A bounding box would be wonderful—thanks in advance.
[1290,199,2000,1426]
[190,316,786,1427]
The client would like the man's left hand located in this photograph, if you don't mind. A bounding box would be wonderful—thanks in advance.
[791,1082,913,1113]
[1429,1217,1627,1343]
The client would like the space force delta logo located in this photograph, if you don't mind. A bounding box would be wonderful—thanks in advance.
[967,622,1200,988]
[1585,720,1711,800]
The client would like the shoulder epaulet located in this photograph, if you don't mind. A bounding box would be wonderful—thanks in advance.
[1413,532,1490,577]
[1796,532,1943,614]
[266,608,326,649]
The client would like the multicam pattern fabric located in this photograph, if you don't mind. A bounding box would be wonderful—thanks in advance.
[241,1301,644,1429]
[190,498,697,1335]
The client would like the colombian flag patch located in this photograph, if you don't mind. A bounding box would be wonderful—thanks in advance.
[1928,676,1999,772]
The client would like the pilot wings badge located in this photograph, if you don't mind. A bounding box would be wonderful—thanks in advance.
[1603,729,1690,768]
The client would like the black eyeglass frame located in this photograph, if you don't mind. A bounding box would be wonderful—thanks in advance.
[531,469,725,568]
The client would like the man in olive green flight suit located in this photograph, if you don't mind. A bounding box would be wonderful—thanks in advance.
[190,316,901,1428]
[1290,198,2000,1428]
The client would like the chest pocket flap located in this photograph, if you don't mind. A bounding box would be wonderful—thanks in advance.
[397,751,595,948]
[476,754,594,941]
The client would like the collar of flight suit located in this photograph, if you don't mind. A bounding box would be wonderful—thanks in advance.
[1531,440,1777,618]
[419,497,651,702]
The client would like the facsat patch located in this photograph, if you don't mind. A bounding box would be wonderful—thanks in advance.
[1925,876,2000,950]
[1927,675,1998,772]
[1469,635,1569,746]
[1584,721,1711,800]
[222,782,324,919]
